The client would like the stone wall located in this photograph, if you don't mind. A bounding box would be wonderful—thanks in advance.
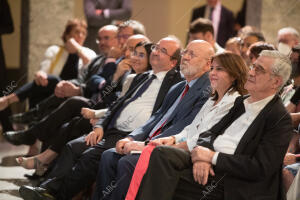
[261,0,300,45]
[28,0,74,81]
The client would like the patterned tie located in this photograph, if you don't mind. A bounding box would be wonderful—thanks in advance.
[209,6,214,20]
[107,74,157,129]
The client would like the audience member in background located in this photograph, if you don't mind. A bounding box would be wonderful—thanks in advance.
[84,0,132,52]
[188,18,224,54]
[190,0,234,47]
[247,42,275,65]
[285,45,300,113]
[277,27,299,56]
[240,31,265,66]
[225,37,241,56]
[0,19,96,114]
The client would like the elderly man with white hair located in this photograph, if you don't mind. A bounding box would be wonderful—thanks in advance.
[133,50,294,200]
[278,27,299,55]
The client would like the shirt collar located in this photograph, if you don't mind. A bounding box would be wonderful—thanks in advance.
[152,70,168,81]
[244,94,275,113]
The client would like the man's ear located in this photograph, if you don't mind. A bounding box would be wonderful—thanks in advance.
[273,76,283,90]
[204,32,213,43]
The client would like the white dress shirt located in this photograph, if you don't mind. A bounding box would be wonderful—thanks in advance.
[212,94,275,165]
[174,91,240,151]
[115,71,167,132]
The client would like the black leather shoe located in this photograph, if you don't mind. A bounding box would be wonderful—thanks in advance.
[9,108,39,124]
[19,185,56,200]
[3,130,35,145]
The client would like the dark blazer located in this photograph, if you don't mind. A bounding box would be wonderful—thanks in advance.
[129,72,211,142]
[200,95,293,200]
[191,5,234,47]
[71,54,107,91]
[95,68,183,133]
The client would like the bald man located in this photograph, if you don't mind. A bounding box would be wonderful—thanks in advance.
[93,40,214,200]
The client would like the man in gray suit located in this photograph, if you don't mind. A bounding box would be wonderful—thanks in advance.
[93,40,214,200]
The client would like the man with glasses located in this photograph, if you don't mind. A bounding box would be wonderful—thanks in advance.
[91,40,214,200]
[19,36,183,200]
[134,50,293,200]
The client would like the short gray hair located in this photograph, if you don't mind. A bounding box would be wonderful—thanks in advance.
[278,27,299,38]
[260,50,291,89]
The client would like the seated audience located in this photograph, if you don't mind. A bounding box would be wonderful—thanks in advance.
[14,39,152,173]
[129,50,293,200]
[96,51,248,200]
[18,36,184,200]
[0,18,96,112]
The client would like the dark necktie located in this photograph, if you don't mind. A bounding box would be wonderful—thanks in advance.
[149,84,190,140]
[107,74,157,129]
[209,6,214,20]
[196,96,246,150]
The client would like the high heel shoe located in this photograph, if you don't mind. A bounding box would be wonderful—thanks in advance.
[16,157,48,176]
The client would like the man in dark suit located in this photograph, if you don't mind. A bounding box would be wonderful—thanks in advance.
[19,36,183,200]
[93,40,214,200]
[191,0,234,47]
[134,50,294,200]
[84,0,132,52]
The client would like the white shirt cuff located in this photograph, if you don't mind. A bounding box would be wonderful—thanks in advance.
[103,9,110,18]
[212,152,219,165]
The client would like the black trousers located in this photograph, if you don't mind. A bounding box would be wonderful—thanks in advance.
[15,75,60,108]
[136,146,224,200]
[25,96,94,150]
[41,128,130,200]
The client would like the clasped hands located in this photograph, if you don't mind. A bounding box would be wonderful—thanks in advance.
[55,80,81,98]
[116,138,146,155]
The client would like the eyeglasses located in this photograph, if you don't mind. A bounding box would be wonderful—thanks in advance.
[151,44,174,58]
[249,64,267,75]
[131,51,146,59]
[117,34,132,40]
[96,36,116,44]
[180,49,198,59]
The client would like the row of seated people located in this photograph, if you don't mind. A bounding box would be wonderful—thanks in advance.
[0,17,300,200]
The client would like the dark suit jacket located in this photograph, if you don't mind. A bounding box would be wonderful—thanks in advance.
[191,5,234,47]
[95,68,183,134]
[71,54,107,94]
[200,95,293,200]
[129,72,211,142]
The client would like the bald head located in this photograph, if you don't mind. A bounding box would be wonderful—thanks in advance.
[97,25,118,55]
[150,36,182,73]
[180,40,214,81]
[124,34,150,58]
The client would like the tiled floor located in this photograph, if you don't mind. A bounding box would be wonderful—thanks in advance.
[0,135,35,200]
